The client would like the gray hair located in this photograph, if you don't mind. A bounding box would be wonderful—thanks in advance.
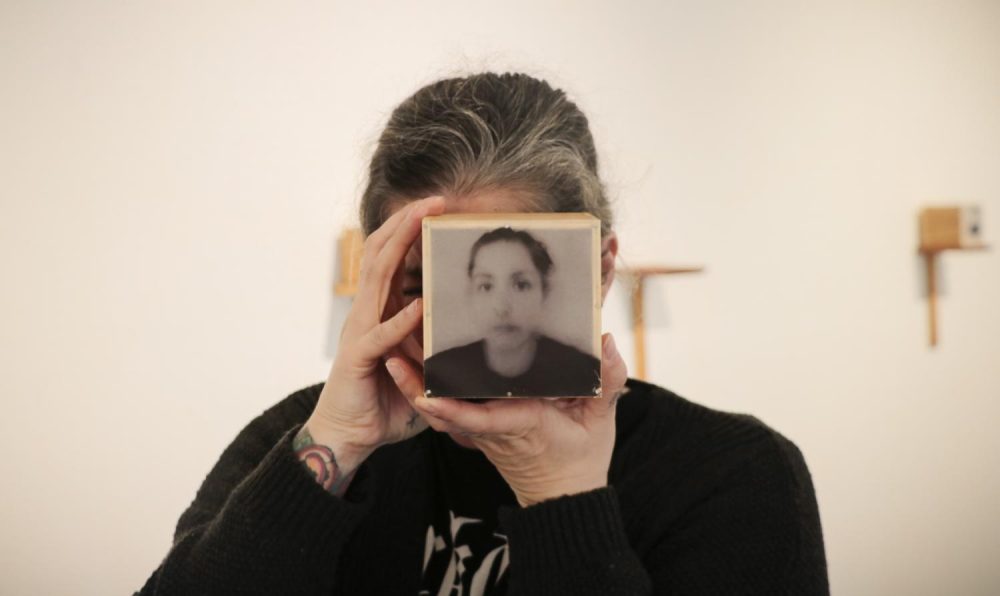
[359,72,612,236]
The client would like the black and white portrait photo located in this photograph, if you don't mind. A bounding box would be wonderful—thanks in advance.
[422,214,602,398]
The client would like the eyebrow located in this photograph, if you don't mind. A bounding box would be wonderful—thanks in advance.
[471,271,534,282]
[403,266,422,277]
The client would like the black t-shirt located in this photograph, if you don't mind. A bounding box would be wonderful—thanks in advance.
[424,335,601,398]
[419,432,515,595]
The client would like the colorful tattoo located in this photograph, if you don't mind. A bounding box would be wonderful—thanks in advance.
[293,427,357,496]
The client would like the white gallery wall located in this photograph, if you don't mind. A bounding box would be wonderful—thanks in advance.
[2,1,998,594]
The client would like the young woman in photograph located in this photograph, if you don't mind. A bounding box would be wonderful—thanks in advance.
[139,72,829,595]
[423,226,601,398]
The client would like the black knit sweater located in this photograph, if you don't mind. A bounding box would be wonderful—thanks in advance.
[137,379,829,595]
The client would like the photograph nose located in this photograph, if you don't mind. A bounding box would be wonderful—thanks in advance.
[493,291,512,316]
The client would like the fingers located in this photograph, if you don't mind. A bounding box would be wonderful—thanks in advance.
[587,333,628,417]
[601,334,628,393]
[358,203,412,275]
[382,359,455,434]
[384,354,424,407]
[358,298,423,360]
[364,196,437,259]
[360,197,445,312]
[399,333,424,367]
[413,397,489,435]
[378,197,444,268]
[413,396,539,436]
[347,195,442,359]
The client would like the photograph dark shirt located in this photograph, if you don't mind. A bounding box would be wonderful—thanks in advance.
[424,335,601,398]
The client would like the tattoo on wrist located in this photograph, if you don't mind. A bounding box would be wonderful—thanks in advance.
[293,427,357,496]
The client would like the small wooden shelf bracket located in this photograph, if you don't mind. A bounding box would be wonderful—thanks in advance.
[917,205,989,348]
[333,228,363,297]
[919,245,989,347]
[620,266,704,380]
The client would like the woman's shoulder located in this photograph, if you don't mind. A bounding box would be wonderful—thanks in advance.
[425,340,484,366]
[616,379,776,444]
[613,379,816,501]
[613,380,827,586]
[536,335,601,366]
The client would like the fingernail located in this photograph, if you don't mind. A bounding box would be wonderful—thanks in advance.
[407,298,422,313]
[603,334,618,359]
[385,360,402,381]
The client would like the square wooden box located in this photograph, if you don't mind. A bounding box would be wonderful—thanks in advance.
[421,213,602,398]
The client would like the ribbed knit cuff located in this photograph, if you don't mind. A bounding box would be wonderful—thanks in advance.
[226,424,374,569]
[497,486,631,577]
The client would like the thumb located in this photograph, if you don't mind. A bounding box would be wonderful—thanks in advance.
[385,356,424,405]
[587,333,628,418]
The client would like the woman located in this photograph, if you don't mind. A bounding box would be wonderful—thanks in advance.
[138,72,828,595]
[424,227,601,398]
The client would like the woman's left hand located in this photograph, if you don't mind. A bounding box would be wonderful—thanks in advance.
[386,333,628,507]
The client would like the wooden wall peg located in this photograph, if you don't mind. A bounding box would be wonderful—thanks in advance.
[918,206,988,347]
[334,228,363,297]
[919,246,988,347]
[620,266,704,379]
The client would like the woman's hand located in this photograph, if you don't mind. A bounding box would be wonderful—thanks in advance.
[387,333,629,507]
[302,196,445,475]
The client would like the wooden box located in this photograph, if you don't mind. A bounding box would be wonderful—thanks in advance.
[421,213,602,398]
[919,206,983,251]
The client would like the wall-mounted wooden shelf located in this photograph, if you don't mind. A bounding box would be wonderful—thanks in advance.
[333,228,363,297]
[618,266,705,379]
[919,244,989,347]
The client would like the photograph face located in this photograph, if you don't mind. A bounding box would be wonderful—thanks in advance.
[469,241,546,353]
[422,214,602,398]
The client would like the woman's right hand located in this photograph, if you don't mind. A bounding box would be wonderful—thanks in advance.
[301,196,445,474]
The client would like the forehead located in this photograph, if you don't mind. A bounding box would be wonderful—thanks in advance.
[390,187,539,219]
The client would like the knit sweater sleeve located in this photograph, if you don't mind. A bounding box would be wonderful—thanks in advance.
[499,486,652,595]
[497,425,828,595]
[136,386,372,595]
